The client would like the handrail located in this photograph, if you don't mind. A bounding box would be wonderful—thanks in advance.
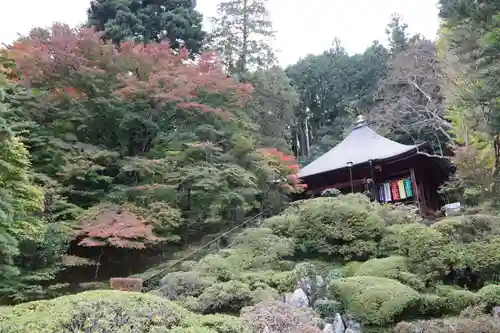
[141,210,268,290]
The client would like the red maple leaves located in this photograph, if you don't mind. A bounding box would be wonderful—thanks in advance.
[258,148,307,193]
[74,204,160,249]
[7,24,252,119]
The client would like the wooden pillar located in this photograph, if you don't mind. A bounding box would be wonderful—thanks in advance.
[410,168,424,216]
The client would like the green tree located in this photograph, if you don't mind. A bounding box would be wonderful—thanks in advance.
[87,0,206,53]
[246,66,298,151]
[0,56,49,298]
[385,13,409,54]
[209,0,276,74]
[438,0,500,203]
[286,39,389,160]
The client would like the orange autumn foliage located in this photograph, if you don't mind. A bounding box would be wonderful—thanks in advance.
[7,23,252,118]
[257,148,307,193]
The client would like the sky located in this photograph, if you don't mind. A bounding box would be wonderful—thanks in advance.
[0,0,440,66]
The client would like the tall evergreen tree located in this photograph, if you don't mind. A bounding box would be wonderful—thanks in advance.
[209,0,276,74]
[385,13,409,54]
[87,0,206,54]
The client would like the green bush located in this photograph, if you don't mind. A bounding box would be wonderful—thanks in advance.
[354,256,408,278]
[0,290,249,333]
[250,286,280,303]
[378,224,407,257]
[159,271,214,300]
[436,286,479,314]
[394,315,500,333]
[269,271,295,293]
[418,293,450,317]
[329,276,421,326]
[460,239,500,287]
[477,284,500,309]
[314,299,343,320]
[229,228,295,270]
[197,280,253,314]
[375,203,420,226]
[391,223,450,280]
[268,194,386,260]
[237,270,293,293]
[432,214,500,243]
[342,261,364,277]
[195,254,241,282]
[353,256,425,291]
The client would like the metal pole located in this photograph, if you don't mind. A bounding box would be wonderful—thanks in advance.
[348,162,354,193]
[304,114,310,157]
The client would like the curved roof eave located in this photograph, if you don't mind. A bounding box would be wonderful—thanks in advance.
[299,125,420,178]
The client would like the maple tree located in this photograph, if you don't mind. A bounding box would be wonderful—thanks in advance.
[74,204,160,249]
[0,24,307,299]
[257,148,306,193]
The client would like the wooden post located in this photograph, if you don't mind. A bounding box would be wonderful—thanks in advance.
[410,168,424,216]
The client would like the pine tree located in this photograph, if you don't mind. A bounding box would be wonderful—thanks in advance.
[87,0,206,54]
[385,13,409,54]
[209,0,276,74]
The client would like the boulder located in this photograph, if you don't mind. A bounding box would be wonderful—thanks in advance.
[287,288,310,308]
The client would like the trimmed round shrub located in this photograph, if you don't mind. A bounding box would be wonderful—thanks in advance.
[194,314,250,333]
[159,271,214,300]
[378,224,407,257]
[250,286,280,303]
[329,276,421,326]
[354,256,408,278]
[195,254,240,282]
[432,214,500,243]
[197,280,253,314]
[269,194,386,260]
[393,223,450,279]
[418,293,450,317]
[375,203,420,226]
[353,256,425,291]
[0,290,248,333]
[238,270,294,293]
[268,271,294,293]
[477,284,500,309]
[436,286,479,314]
[342,261,364,277]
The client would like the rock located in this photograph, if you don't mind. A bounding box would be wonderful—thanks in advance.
[287,288,310,308]
[297,277,313,295]
[322,313,346,333]
[342,313,362,332]
[322,324,335,333]
[332,313,346,333]
[492,306,500,318]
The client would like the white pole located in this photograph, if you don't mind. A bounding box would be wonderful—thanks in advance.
[305,108,310,157]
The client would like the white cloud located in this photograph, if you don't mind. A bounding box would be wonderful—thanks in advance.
[1,0,440,66]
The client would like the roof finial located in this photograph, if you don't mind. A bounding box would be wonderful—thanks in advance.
[354,115,367,128]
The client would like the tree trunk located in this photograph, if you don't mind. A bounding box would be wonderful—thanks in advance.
[493,133,500,176]
[239,0,249,73]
